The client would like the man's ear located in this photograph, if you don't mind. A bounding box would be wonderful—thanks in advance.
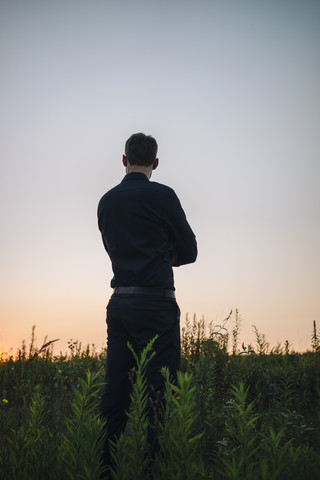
[152,158,159,170]
[122,155,128,167]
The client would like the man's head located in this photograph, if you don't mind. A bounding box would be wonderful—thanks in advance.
[124,133,158,167]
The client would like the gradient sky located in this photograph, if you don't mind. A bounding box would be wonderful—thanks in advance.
[1,0,319,355]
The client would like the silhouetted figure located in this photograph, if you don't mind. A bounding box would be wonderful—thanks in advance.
[97,133,197,475]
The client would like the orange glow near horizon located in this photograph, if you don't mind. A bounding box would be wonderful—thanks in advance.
[1,296,315,358]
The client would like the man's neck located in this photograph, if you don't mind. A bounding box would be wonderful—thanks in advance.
[126,165,153,179]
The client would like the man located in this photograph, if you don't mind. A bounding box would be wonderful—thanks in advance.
[97,132,197,470]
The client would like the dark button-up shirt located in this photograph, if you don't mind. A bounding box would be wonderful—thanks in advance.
[98,172,197,290]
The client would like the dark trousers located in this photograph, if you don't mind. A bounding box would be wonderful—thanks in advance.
[99,293,181,470]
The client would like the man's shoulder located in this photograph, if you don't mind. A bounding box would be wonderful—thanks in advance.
[100,183,120,198]
[98,181,124,202]
[98,180,178,212]
[97,184,120,213]
[100,180,176,196]
[149,181,177,196]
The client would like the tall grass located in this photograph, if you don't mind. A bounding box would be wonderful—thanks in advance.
[109,337,157,480]
[57,370,107,480]
[0,317,319,479]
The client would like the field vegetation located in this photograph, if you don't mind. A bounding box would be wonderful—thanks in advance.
[1,312,320,479]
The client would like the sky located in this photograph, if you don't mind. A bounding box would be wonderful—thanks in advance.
[1,0,319,355]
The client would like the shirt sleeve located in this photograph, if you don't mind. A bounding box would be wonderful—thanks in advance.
[97,198,110,254]
[165,189,197,266]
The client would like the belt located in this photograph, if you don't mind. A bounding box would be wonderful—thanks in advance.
[113,286,175,299]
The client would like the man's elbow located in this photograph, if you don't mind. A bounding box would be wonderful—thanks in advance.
[190,238,198,263]
[189,247,198,264]
[173,245,197,266]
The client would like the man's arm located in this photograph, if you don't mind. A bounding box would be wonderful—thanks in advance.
[97,199,110,254]
[166,190,197,267]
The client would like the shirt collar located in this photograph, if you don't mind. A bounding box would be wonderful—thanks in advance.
[121,172,149,183]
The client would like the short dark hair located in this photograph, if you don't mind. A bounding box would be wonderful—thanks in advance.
[125,133,158,166]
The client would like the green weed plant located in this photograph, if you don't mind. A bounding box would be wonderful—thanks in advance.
[0,317,319,479]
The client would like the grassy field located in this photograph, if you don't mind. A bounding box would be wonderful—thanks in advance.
[1,313,320,479]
